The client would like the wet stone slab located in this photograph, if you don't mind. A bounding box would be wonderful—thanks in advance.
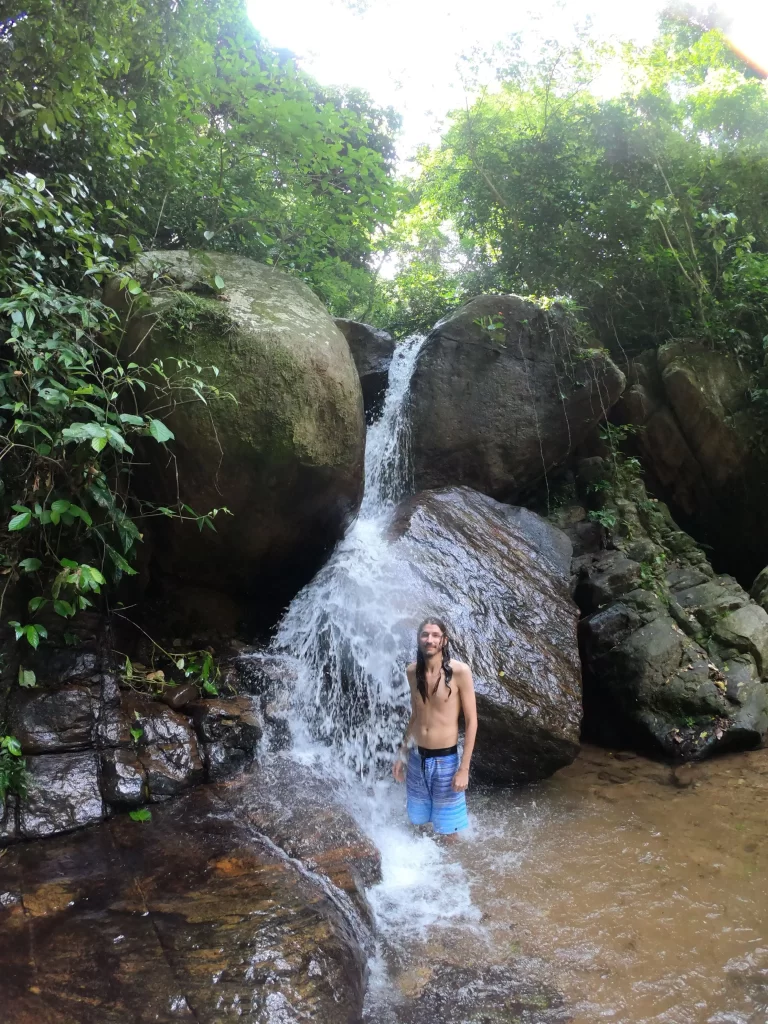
[378,963,571,1024]
[0,763,377,1024]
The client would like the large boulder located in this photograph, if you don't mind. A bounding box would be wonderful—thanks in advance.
[566,466,768,759]
[276,486,581,784]
[392,488,582,782]
[0,764,378,1023]
[106,251,366,595]
[408,294,626,499]
[334,318,395,422]
[617,339,768,582]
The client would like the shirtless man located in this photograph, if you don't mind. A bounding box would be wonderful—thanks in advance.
[392,618,478,835]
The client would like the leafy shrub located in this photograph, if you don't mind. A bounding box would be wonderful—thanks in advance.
[0,172,223,673]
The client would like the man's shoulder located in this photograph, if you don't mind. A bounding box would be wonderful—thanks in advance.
[449,658,471,675]
[405,661,417,676]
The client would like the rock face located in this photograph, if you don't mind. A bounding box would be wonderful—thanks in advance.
[335,317,395,421]
[618,339,768,582]
[0,761,379,1024]
[392,487,582,783]
[566,468,768,759]
[408,294,625,499]
[107,250,366,595]
[1,621,263,846]
[187,696,263,780]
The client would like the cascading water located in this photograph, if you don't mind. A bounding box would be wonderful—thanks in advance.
[268,333,480,1014]
[273,333,431,776]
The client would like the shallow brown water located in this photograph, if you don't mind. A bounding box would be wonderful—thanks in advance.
[455,745,768,1024]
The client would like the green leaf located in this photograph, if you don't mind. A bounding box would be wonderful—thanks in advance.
[130,726,143,742]
[3,737,22,756]
[69,504,93,527]
[129,808,152,822]
[28,596,46,612]
[148,419,174,443]
[124,656,133,680]
[51,499,71,514]
[107,546,138,576]
[9,511,32,531]
[53,599,75,618]
[126,279,142,295]
[19,558,42,572]
[18,667,36,689]
[202,680,219,696]
[214,274,225,291]
[119,413,145,426]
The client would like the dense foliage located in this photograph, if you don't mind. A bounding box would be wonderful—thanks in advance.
[1,0,400,310]
[375,20,768,358]
[0,2,401,774]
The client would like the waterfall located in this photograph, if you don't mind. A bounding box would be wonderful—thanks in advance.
[266,332,479,1000]
[272,333,428,777]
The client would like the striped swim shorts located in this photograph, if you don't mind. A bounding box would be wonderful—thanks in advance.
[406,745,469,834]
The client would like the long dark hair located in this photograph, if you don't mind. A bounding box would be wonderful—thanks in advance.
[415,618,453,703]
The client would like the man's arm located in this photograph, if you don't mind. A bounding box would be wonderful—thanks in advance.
[393,666,417,783]
[452,664,477,792]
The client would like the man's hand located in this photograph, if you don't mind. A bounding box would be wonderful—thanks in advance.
[452,766,469,792]
[393,758,406,784]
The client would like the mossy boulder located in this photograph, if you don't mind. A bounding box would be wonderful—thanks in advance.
[618,339,768,582]
[565,466,768,760]
[408,294,626,499]
[106,251,365,597]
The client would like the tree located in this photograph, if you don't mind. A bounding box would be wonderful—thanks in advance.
[381,19,768,356]
[1,0,400,309]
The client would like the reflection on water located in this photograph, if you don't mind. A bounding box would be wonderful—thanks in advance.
[363,744,768,1024]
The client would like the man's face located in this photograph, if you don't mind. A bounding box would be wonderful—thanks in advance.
[419,623,445,657]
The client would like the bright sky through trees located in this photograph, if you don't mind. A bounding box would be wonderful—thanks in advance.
[247,0,768,160]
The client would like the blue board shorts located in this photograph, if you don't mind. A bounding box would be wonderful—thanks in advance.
[406,745,469,834]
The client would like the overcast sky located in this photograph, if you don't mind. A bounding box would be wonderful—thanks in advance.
[247,0,768,161]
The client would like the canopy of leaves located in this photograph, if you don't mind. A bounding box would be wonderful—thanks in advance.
[376,19,768,358]
[1,0,400,311]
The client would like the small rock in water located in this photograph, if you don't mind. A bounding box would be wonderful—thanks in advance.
[389,964,569,1024]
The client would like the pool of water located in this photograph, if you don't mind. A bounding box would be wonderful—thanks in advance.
[361,744,768,1024]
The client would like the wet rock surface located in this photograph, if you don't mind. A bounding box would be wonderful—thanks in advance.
[567,471,768,759]
[188,697,263,780]
[335,317,395,421]
[386,964,570,1024]
[618,339,768,582]
[393,486,582,783]
[19,751,103,839]
[8,685,96,754]
[1,623,264,843]
[409,294,625,500]
[0,760,379,1024]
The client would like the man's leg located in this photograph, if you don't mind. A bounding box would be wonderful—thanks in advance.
[429,753,469,836]
[405,747,432,827]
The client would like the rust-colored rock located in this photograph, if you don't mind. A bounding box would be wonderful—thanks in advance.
[0,764,378,1023]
